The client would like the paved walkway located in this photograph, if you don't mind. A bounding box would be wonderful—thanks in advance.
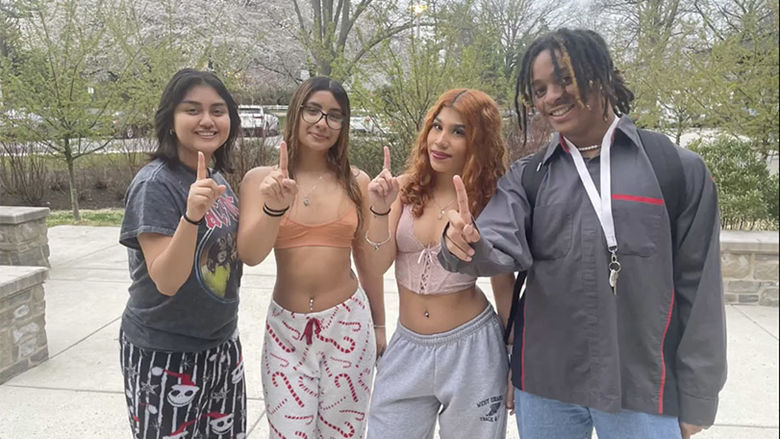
[0,226,777,438]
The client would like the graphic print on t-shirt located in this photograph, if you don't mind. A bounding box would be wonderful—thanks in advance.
[197,194,241,299]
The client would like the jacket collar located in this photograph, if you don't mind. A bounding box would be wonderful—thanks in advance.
[540,115,643,165]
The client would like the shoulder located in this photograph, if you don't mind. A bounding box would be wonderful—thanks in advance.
[351,166,370,185]
[241,166,274,186]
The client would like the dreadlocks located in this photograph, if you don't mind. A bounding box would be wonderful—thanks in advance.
[514,28,635,146]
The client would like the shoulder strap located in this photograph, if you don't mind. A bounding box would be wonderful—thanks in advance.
[503,147,549,344]
[636,129,686,246]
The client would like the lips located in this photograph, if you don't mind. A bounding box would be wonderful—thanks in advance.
[430,150,451,160]
[549,104,575,118]
[308,131,328,141]
[195,130,218,138]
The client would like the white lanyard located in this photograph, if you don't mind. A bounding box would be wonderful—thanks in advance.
[564,116,623,294]
[563,116,620,251]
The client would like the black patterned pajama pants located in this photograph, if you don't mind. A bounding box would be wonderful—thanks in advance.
[119,330,247,439]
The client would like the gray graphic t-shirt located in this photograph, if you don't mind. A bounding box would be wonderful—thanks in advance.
[119,158,242,352]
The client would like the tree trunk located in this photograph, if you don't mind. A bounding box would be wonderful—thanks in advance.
[64,138,81,221]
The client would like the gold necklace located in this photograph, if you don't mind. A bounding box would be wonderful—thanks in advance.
[432,196,456,220]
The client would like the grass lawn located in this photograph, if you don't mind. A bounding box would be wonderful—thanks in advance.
[47,208,124,227]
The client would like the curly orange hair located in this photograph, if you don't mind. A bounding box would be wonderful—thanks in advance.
[401,88,508,217]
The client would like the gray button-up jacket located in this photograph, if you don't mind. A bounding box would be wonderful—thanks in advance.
[439,116,726,426]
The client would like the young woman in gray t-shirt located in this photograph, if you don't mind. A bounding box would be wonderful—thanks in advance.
[118,69,246,438]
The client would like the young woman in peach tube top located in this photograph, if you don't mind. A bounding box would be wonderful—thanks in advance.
[364,88,514,438]
[237,77,385,438]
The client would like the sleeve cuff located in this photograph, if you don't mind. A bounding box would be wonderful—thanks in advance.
[679,390,719,426]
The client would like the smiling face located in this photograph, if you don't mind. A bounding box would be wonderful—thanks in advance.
[297,90,344,152]
[426,106,468,176]
[173,85,230,167]
[531,49,612,147]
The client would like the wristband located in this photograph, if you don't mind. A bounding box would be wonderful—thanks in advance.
[182,212,204,225]
[369,205,391,216]
[263,203,289,217]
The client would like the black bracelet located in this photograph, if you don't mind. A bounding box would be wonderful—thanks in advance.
[182,212,204,225]
[263,203,289,217]
[369,205,391,216]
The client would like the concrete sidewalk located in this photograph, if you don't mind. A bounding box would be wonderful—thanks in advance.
[0,225,777,438]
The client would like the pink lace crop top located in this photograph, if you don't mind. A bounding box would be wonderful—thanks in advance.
[395,204,477,295]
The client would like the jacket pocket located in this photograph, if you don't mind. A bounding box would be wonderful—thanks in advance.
[613,202,664,257]
[531,203,573,260]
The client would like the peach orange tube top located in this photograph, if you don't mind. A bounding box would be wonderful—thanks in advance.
[395,204,477,295]
[275,207,358,249]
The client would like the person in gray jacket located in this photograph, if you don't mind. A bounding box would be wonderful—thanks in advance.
[438,28,726,439]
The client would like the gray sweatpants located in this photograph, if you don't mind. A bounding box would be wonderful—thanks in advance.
[367,305,508,439]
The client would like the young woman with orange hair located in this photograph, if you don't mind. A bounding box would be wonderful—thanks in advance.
[364,88,513,438]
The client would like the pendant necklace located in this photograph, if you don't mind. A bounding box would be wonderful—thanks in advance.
[432,196,456,220]
[301,174,325,207]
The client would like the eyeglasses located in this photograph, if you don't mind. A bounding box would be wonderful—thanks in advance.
[300,105,345,130]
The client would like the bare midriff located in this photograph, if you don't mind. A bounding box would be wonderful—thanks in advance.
[398,285,488,335]
[272,246,358,313]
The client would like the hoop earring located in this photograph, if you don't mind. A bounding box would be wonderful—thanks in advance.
[169,129,175,136]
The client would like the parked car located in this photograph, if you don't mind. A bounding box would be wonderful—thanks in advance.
[350,114,387,135]
[239,105,279,138]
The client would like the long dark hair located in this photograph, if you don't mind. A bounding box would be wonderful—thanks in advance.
[515,28,634,146]
[283,76,363,231]
[152,68,240,173]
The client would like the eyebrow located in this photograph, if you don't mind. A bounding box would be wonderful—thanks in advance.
[179,100,227,107]
[434,117,465,129]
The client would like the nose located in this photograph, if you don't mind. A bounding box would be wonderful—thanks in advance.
[199,112,216,127]
[545,83,566,106]
[433,129,447,148]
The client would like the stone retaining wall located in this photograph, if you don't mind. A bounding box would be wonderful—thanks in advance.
[0,206,51,267]
[0,265,49,383]
[721,231,779,306]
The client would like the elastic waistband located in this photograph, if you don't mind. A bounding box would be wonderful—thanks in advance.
[269,287,367,318]
[395,304,498,346]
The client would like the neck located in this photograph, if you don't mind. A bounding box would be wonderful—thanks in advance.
[294,147,331,173]
[178,148,210,172]
[566,110,618,148]
[432,172,457,200]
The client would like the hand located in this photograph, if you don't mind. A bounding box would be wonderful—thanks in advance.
[374,326,387,360]
[185,152,226,221]
[444,175,479,261]
[506,370,515,415]
[260,141,298,210]
[367,146,399,213]
[680,422,706,438]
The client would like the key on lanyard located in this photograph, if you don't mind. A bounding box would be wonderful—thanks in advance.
[609,250,621,296]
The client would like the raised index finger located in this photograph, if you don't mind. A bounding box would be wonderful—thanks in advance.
[197,151,207,180]
[279,141,289,178]
[383,146,391,171]
[453,175,471,224]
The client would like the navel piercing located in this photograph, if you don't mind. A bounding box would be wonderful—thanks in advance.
[309,297,314,312]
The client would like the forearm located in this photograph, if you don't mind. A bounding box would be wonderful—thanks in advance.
[364,214,396,277]
[148,218,198,295]
[237,213,281,266]
[490,273,515,331]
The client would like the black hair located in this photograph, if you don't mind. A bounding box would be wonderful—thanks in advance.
[514,28,635,145]
[152,68,240,172]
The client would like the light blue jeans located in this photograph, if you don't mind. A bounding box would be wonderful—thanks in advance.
[514,389,682,439]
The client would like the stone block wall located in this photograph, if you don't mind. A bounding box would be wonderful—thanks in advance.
[721,231,779,306]
[0,206,51,267]
[0,265,49,383]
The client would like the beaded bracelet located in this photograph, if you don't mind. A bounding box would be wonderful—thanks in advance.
[364,231,391,251]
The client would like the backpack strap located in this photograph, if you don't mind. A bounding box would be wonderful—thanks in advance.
[636,129,686,246]
[503,146,549,344]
